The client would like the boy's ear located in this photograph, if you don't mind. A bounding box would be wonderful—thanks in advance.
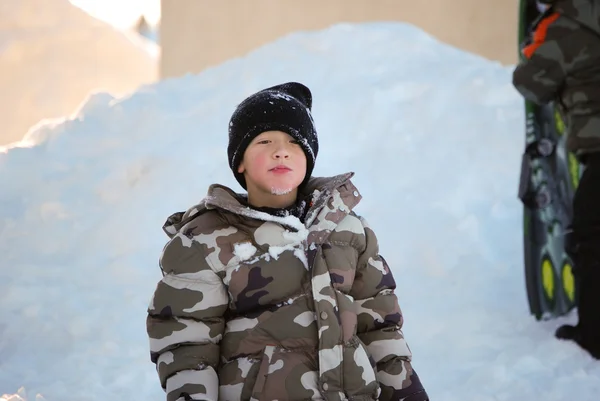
[237,161,245,174]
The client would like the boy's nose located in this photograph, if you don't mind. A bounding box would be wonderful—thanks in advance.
[274,151,290,159]
[273,146,290,158]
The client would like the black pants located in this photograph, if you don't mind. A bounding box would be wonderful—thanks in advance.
[570,153,600,357]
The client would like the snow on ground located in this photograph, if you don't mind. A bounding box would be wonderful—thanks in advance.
[1,21,599,401]
[0,0,158,147]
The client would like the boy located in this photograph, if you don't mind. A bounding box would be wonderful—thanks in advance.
[512,0,600,359]
[146,82,429,401]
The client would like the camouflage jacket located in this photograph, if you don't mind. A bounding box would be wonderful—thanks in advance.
[512,0,600,156]
[146,173,428,401]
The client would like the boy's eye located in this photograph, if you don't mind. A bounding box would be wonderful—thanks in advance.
[290,140,300,145]
[257,139,270,144]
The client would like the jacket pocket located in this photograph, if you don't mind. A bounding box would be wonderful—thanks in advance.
[342,338,379,399]
[251,345,321,401]
[219,357,261,401]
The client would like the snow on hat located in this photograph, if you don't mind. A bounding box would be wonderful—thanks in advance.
[227,82,318,190]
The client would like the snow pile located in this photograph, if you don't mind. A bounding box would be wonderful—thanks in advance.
[2,21,600,401]
[0,0,158,147]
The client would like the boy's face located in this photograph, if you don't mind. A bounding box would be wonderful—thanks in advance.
[238,130,307,207]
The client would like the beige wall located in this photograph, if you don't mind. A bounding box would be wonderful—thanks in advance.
[160,0,519,79]
[0,0,157,147]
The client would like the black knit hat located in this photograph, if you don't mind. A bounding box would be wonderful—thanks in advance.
[227,82,318,189]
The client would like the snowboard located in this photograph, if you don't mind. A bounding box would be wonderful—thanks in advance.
[517,0,582,320]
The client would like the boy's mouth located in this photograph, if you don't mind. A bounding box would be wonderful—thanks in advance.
[270,165,292,173]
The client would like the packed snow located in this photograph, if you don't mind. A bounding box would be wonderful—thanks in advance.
[0,0,158,147]
[1,21,599,401]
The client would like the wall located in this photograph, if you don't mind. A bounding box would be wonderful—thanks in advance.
[0,0,157,147]
[160,0,518,79]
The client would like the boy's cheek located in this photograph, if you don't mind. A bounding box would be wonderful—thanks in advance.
[246,154,269,172]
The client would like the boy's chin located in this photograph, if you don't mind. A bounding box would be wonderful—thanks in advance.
[270,186,295,196]
[269,180,298,193]
[264,179,301,194]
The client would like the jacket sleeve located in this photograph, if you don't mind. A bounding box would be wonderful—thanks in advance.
[146,231,229,401]
[350,217,428,401]
[513,13,566,104]
[512,12,578,105]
